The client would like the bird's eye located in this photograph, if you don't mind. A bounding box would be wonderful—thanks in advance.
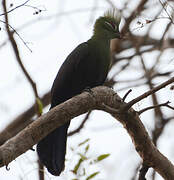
[105,21,116,30]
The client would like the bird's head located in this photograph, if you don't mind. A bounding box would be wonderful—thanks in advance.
[93,9,121,40]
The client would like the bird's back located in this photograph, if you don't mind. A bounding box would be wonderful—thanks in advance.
[37,40,111,176]
[51,41,110,107]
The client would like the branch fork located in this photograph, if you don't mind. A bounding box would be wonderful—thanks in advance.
[0,77,174,179]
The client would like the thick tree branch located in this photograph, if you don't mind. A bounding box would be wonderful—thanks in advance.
[0,86,174,179]
[0,91,50,146]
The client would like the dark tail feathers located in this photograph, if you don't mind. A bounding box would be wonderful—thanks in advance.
[37,122,70,176]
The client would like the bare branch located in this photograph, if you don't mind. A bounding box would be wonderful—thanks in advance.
[166,104,174,111]
[0,20,32,52]
[122,89,132,102]
[159,0,174,24]
[2,0,38,97]
[0,86,174,179]
[138,101,171,115]
[138,163,149,180]
[68,111,91,136]
[124,77,174,110]
[0,0,30,16]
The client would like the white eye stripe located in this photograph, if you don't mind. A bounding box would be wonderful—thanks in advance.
[104,21,117,30]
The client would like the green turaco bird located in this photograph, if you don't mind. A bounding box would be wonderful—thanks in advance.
[37,9,122,176]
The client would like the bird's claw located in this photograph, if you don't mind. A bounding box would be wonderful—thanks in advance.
[30,147,35,151]
[83,87,93,94]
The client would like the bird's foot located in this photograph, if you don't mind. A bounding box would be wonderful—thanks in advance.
[30,147,35,151]
[83,86,92,93]
[82,87,94,96]
[82,87,96,99]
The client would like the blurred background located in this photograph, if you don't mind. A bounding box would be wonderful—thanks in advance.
[0,0,174,179]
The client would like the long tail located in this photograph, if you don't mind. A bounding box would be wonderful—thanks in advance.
[37,122,70,176]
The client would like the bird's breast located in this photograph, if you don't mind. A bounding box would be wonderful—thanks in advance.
[75,50,110,88]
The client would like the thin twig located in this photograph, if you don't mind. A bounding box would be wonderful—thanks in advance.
[0,20,32,52]
[2,0,38,97]
[122,89,132,102]
[159,0,174,24]
[0,0,30,16]
[138,163,149,180]
[68,111,91,136]
[124,77,174,110]
[166,104,174,110]
[24,4,46,12]
[138,101,170,115]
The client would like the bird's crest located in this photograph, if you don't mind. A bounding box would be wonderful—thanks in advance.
[92,8,122,39]
[104,8,121,25]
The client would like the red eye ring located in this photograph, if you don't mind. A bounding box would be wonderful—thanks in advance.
[105,21,116,30]
[110,22,116,29]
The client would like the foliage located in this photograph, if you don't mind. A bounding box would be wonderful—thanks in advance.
[70,138,110,180]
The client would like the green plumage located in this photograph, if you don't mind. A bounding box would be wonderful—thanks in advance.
[37,9,122,176]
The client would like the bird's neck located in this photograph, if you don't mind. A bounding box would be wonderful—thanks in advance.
[88,34,111,50]
[87,34,111,71]
[90,32,110,44]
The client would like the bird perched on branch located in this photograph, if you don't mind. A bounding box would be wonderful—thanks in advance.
[37,9,122,176]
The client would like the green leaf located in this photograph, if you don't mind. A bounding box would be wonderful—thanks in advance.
[85,144,90,154]
[96,154,110,162]
[82,168,86,176]
[36,98,43,114]
[78,153,87,160]
[86,172,100,180]
[78,138,90,146]
[72,158,83,174]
